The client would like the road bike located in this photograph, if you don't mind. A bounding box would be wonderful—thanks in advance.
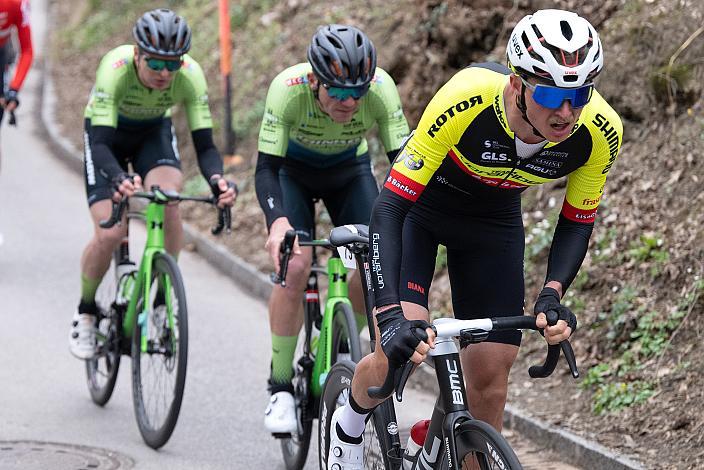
[317,224,579,470]
[271,227,364,470]
[85,185,230,449]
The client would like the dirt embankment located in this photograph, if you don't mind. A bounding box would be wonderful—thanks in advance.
[50,1,703,468]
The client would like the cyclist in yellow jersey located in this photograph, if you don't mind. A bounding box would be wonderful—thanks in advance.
[326,10,623,468]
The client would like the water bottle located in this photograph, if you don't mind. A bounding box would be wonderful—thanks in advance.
[402,419,430,469]
[116,261,137,305]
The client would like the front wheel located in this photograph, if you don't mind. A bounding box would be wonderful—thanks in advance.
[131,252,188,449]
[319,361,396,469]
[330,302,362,364]
[452,419,522,470]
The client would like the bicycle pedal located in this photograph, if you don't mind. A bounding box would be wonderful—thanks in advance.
[271,432,292,439]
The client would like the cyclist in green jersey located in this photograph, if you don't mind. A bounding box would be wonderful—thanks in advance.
[255,24,410,434]
[327,10,623,468]
[69,9,236,360]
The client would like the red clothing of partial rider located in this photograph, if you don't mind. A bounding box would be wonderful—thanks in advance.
[0,0,33,91]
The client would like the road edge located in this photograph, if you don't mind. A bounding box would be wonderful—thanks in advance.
[36,31,643,470]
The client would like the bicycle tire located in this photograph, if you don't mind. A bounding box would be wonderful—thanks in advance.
[280,341,315,470]
[319,361,397,469]
[86,260,121,406]
[330,302,362,364]
[451,419,522,470]
[131,252,188,449]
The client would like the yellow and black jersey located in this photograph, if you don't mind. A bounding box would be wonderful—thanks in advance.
[384,63,622,224]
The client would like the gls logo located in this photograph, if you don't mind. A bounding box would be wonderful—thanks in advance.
[481,152,508,162]
[447,359,464,405]
[427,96,483,137]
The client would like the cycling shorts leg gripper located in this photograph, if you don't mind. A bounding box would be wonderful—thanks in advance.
[270,334,299,385]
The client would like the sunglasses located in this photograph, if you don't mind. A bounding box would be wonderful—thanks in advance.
[521,77,594,109]
[322,83,369,101]
[144,56,182,72]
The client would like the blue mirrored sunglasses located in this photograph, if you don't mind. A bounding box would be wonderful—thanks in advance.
[521,78,594,109]
[145,57,182,72]
[323,83,369,101]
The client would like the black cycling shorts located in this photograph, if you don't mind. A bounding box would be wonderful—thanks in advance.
[398,193,525,346]
[83,118,181,206]
[280,156,379,241]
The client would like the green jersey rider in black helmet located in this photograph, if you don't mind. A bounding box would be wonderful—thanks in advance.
[256,24,410,437]
[69,8,236,360]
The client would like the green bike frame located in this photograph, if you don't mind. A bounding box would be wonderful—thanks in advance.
[122,194,175,352]
[311,256,352,397]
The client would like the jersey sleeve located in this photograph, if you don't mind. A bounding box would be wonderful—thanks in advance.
[9,0,33,91]
[562,99,623,223]
[257,70,295,157]
[179,58,214,131]
[367,69,410,152]
[383,68,486,201]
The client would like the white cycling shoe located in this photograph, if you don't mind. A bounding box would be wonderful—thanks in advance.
[327,407,364,470]
[264,391,298,434]
[69,312,96,360]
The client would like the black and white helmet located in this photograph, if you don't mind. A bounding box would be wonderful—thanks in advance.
[307,24,377,88]
[133,9,191,58]
[507,9,603,87]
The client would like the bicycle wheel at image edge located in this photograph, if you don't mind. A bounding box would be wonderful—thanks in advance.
[86,259,121,406]
[280,345,314,470]
[131,252,188,449]
[451,419,522,470]
[319,361,396,470]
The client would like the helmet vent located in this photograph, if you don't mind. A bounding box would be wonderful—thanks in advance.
[560,21,574,40]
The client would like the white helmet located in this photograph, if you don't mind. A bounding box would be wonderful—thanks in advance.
[507,9,603,87]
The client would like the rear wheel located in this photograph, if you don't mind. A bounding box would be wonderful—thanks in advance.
[131,252,188,449]
[86,260,122,406]
[451,419,522,470]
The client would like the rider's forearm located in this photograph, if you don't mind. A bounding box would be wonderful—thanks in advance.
[369,189,413,308]
[191,128,224,182]
[254,151,286,230]
[545,214,594,293]
[90,125,124,180]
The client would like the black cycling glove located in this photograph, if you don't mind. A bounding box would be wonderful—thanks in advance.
[209,175,238,198]
[533,286,577,333]
[376,306,430,365]
[111,172,132,193]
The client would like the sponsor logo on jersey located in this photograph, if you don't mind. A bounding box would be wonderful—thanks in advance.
[494,94,507,128]
[592,113,620,174]
[285,76,307,86]
[524,163,558,176]
[427,96,483,138]
[484,139,511,150]
[582,196,601,206]
[562,200,597,223]
[538,150,569,159]
[296,135,362,147]
[398,149,424,170]
[481,151,509,162]
[112,58,128,69]
[532,158,564,169]
[384,169,423,201]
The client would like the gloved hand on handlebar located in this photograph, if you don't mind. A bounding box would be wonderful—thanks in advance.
[376,306,434,365]
[534,286,577,345]
[111,173,142,202]
[208,175,238,208]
